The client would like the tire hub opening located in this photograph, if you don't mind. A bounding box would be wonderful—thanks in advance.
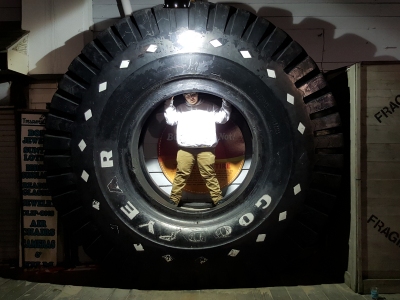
[141,92,251,210]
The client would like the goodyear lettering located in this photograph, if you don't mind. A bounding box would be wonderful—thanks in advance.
[121,201,139,220]
[239,213,254,226]
[238,195,272,227]
[255,194,271,209]
[100,150,114,168]
[166,133,236,141]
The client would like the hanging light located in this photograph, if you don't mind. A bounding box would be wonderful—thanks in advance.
[164,0,191,8]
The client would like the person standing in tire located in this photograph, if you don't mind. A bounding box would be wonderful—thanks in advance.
[164,92,231,206]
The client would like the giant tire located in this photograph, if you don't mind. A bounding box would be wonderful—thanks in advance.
[44,2,343,287]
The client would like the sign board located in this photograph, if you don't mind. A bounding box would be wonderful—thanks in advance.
[21,113,57,268]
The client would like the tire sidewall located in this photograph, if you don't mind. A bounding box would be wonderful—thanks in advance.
[72,47,311,250]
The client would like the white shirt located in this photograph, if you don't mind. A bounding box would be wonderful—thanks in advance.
[164,99,231,148]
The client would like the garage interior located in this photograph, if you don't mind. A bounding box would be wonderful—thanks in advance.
[1,0,400,297]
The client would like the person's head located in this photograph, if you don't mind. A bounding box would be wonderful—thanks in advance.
[184,92,198,105]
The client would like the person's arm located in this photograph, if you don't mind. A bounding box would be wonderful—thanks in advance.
[164,97,178,125]
[214,99,231,124]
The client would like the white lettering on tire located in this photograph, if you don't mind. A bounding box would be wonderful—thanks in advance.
[100,150,114,168]
[239,213,254,226]
[255,194,271,209]
[120,201,139,220]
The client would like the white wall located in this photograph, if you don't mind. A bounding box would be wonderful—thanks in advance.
[14,0,400,74]
[21,0,92,75]
[92,0,400,72]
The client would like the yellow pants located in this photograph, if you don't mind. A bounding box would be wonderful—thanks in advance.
[170,148,223,204]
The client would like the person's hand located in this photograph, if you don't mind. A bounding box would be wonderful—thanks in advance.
[165,97,174,107]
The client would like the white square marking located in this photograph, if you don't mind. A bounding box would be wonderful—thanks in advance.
[228,249,240,257]
[78,139,86,152]
[92,200,100,210]
[147,44,158,53]
[81,170,89,182]
[298,122,305,134]
[256,234,266,242]
[240,50,251,58]
[120,60,130,68]
[99,82,107,92]
[294,184,301,195]
[279,211,287,221]
[134,244,144,251]
[267,69,276,78]
[210,39,222,47]
[287,94,294,105]
[84,109,92,121]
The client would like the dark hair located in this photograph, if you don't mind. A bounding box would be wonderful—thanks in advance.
[184,92,198,97]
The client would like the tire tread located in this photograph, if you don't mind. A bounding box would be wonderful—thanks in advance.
[58,74,87,99]
[207,3,230,32]
[225,8,250,38]
[258,27,288,59]
[242,17,270,46]
[188,2,209,33]
[81,41,112,70]
[44,134,71,150]
[69,56,98,84]
[131,8,160,39]
[50,93,79,116]
[114,17,142,46]
[46,114,74,133]
[96,27,127,57]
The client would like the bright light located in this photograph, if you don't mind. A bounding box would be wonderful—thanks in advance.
[177,30,203,51]
[164,0,190,8]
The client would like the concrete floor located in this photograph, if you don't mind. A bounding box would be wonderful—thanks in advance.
[1,277,400,300]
